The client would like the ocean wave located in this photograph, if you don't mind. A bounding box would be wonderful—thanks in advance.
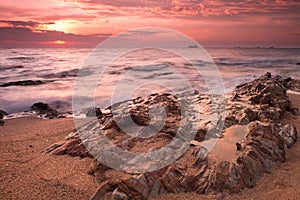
[144,72,173,79]
[39,68,92,79]
[214,58,296,66]
[0,65,24,71]
[6,56,35,61]
[132,64,168,72]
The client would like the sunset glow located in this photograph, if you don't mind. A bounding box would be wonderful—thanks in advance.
[45,20,73,33]
[0,0,299,47]
[53,40,66,45]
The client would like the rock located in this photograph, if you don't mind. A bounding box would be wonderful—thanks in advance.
[236,108,257,125]
[195,127,207,142]
[292,107,299,116]
[236,142,242,151]
[44,136,91,158]
[261,72,272,79]
[44,73,299,198]
[90,181,116,200]
[0,110,8,125]
[86,107,102,118]
[224,115,238,128]
[31,102,58,118]
[112,188,129,200]
[0,80,45,87]
[279,124,297,149]
[286,79,300,92]
[0,109,8,119]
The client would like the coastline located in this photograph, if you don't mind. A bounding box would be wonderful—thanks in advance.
[0,93,299,199]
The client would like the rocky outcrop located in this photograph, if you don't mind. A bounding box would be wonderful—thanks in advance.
[85,107,103,118]
[0,80,45,87]
[0,109,7,126]
[44,131,91,157]
[287,79,300,92]
[31,102,59,119]
[45,73,299,199]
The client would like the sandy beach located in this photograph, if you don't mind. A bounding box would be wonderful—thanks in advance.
[0,93,299,200]
[0,117,100,199]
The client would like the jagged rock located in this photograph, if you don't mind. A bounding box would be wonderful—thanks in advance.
[224,114,238,129]
[279,124,297,148]
[287,79,300,92]
[31,102,58,118]
[45,73,299,198]
[0,110,7,125]
[86,107,103,118]
[112,188,128,200]
[0,109,8,119]
[90,181,116,200]
[292,107,299,115]
[236,108,257,125]
[44,133,91,158]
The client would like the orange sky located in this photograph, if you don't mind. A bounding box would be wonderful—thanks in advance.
[0,0,299,47]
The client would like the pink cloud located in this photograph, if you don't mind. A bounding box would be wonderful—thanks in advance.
[0,0,299,47]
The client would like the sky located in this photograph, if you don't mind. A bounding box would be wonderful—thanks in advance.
[0,0,299,48]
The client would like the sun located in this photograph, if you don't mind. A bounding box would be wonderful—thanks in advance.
[53,40,66,45]
[46,20,71,33]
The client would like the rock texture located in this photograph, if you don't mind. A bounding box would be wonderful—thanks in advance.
[45,73,299,199]
[0,109,8,126]
[31,102,59,119]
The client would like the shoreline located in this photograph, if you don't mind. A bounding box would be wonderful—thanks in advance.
[1,80,299,199]
[2,88,300,120]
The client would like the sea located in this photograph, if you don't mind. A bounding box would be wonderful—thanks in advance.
[1,47,300,115]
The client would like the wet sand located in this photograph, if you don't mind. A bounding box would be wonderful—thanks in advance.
[0,93,299,199]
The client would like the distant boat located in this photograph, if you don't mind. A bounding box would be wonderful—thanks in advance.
[188,45,198,48]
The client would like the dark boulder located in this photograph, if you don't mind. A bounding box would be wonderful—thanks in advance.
[86,107,103,118]
[0,109,8,119]
[31,102,58,118]
[0,110,7,126]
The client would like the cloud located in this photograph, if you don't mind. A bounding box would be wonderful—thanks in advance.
[64,0,300,27]
[77,0,173,8]
[0,0,299,47]
[0,20,54,28]
[0,26,111,47]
